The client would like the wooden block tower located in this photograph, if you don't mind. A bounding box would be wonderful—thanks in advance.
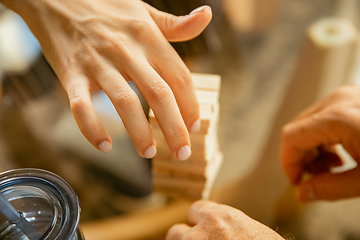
[149,73,223,201]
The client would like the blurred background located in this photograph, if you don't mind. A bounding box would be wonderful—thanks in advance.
[1,0,360,239]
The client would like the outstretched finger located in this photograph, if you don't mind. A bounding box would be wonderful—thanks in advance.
[126,59,191,161]
[151,45,200,134]
[66,78,112,153]
[98,67,157,159]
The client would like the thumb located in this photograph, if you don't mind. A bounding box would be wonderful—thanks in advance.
[144,4,212,42]
[296,166,360,202]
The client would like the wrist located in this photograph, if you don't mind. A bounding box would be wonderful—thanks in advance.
[0,0,39,20]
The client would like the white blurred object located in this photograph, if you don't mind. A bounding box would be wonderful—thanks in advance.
[0,6,41,74]
[331,144,358,173]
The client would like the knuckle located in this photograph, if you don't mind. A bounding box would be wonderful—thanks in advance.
[104,36,134,61]
[148,81,172,103]
[113,90,139,108]
[128,19,158,39]
[167,126,186,141]
[80,50,102,71]
[203,209,222,224]
[173,67,192,90]
[164,15,177,31]
[328,106,347,118]
[323,106,350,126]
[135,131,152,146]
[69,94,87,113]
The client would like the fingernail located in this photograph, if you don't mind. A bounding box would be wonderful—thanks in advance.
[297,187,316,202]
[144,145,157,159]
[189,5,209,15]
[190,119,201,134]
[98,140,112,153]
[177,145,191,161]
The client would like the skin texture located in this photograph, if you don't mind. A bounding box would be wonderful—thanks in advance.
[1,0,212,159]
[281,85,360,202]
[166,200,284,240]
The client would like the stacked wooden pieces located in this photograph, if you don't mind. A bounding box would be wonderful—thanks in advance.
[149,73,223,201]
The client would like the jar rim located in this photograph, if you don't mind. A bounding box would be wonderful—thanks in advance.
[0,168,80,239]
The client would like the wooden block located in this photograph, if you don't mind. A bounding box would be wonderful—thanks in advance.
[195,89,219,108]
[149,102,219,133]
[192,73,221,91]
[152,167,171,178]
[153,175,206,191]
[193,121,218,152]
[172,172,189,179]
[187,174,207,182]
[190,124,218,152]
[223,0,280,34]
[151,117,216,150]
[153,151,223,200]
[201,151,223,200]
[154,138,219,165]
[153,149,207,164]
[199,103,220,134]
[152,151,172,162]
[152,160,207,175]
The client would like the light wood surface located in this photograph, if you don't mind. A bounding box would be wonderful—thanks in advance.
[81,200,191,240]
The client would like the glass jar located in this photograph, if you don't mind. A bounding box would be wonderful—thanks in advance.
[0,168,84,239]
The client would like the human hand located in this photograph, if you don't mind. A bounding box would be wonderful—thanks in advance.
[1,0,212,159]
[281,85,360,202]
[166,200,284,240]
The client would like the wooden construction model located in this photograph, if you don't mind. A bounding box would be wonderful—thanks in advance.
[149,73,223,201]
